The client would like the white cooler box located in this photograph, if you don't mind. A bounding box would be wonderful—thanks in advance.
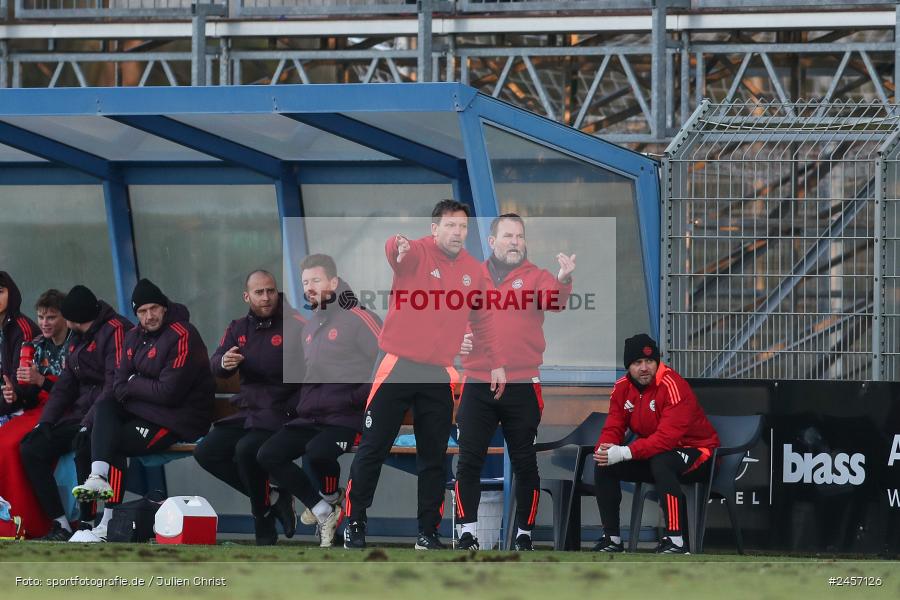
[154,496,218,545]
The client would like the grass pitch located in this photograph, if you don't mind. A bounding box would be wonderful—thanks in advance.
[1,540,898,600]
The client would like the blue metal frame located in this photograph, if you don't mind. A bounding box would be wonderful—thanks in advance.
[275,165,309,309]
[285,113,461,179]
[0,121,113,181]
[109,115,283,179]
[102,178,139,315]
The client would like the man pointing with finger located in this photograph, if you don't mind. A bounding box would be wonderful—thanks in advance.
[344,199,507,551]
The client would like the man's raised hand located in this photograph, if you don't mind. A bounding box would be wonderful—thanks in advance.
[557,253,576,283]
[396,235,411,263]
[221,346,244,371]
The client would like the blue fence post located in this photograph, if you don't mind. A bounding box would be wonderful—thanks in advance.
[275,164,308,309]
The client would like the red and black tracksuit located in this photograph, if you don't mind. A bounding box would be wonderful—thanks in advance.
[20,301,133,522]
[257,281,381,512]
[0,271,38,417]
[455,258,571,532]
[92,302,214,506]
[346,236,502,535]
[594,363,720,539]
[194,295,304,519]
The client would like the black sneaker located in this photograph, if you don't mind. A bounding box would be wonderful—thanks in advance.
[343,521,367,550]
[270,490,296,539]
[414,531,446,550]
[456,532,479,551]
[591,535,625,553]
[254,514,278,546]
[655,536,689,554]
[514,533,534,551]
[35,522,73,542]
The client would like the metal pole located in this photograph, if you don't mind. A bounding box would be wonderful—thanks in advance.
[418,0,433,83]
[191,3,226,87]
[651,0,668,139]
[0,41,7,89]
[219,37,230,86]
[446,34,456,83]
[895,4,900,101]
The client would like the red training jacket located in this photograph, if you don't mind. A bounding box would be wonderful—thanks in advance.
[378,235,502,368]
[596,363,719,460]
[462,259,571,382]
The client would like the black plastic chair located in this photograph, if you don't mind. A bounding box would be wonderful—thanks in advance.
[505,412,606,550]
[627,414,763,554]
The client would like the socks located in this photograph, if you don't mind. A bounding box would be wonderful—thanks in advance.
[320,490,340,504]
[459,522,477,537]
[55,516,72,533]
[90,461,110,479]
[517,528,532,539]
[98,508,113,529]
[669,535,684,547]
[312,499,332,521]
[609,535,622,545]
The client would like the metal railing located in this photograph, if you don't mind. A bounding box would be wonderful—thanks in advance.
[664,99,900,381]
[235,0,441,17]
[14,0,221,19]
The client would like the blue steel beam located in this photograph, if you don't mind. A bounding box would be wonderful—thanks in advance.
[0,83,477,117]
[0,121,114,181]
[275,164,309,312]
[102,178,139,315]
[285,113,460,179]
[109,115,283,179]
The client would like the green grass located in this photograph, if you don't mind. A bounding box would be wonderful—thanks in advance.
[1,541,898,599]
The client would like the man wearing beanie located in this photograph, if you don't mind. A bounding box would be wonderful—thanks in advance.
[591,333,719,554]
[20,284,133,542]
[195,270,306,546]
[69,279,214,543]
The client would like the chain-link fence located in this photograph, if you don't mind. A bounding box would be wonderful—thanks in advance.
[663,99,900,381]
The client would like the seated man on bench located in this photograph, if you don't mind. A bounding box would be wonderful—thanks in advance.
[70,279,214,542]
[194,270,305,546]
[257,254,381,548]
[592,334,719,554]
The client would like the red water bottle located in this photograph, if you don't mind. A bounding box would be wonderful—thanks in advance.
[18,342,35,385]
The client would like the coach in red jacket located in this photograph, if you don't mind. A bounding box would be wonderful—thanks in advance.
[454,213,574,552]
[592,334,719,554]
[344,199,507,551]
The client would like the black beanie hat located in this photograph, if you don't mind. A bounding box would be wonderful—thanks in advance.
[623,333,660,369]
[131,278,169,314]
[61,285,101,324]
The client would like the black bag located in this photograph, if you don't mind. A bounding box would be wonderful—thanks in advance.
[106,491,165,543]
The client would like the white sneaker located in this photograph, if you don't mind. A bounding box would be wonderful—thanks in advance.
[72,475,113,502]
[301,488,344,526]
[69,525,107,543]
[317,507,341,548]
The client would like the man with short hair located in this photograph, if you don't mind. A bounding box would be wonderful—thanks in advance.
[455,213,575,551]
[19,284,133,542]
[343,199,507,551]
[69,279,214,543]
[0,288,71,539]
[195,270,305,546]
[257,254,381,548]
[592,334,720,554]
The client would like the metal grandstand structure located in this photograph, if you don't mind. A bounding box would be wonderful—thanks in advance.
[3,1,900,148]
[663,98,900,381]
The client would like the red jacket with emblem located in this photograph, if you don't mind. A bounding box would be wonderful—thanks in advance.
[596,363,719,460]
[462,259,571,382]
[210,294,306,432]
[40,301,133,427]
[378,235,501,368]
[113,302,214,441]
[289,280,381,431]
